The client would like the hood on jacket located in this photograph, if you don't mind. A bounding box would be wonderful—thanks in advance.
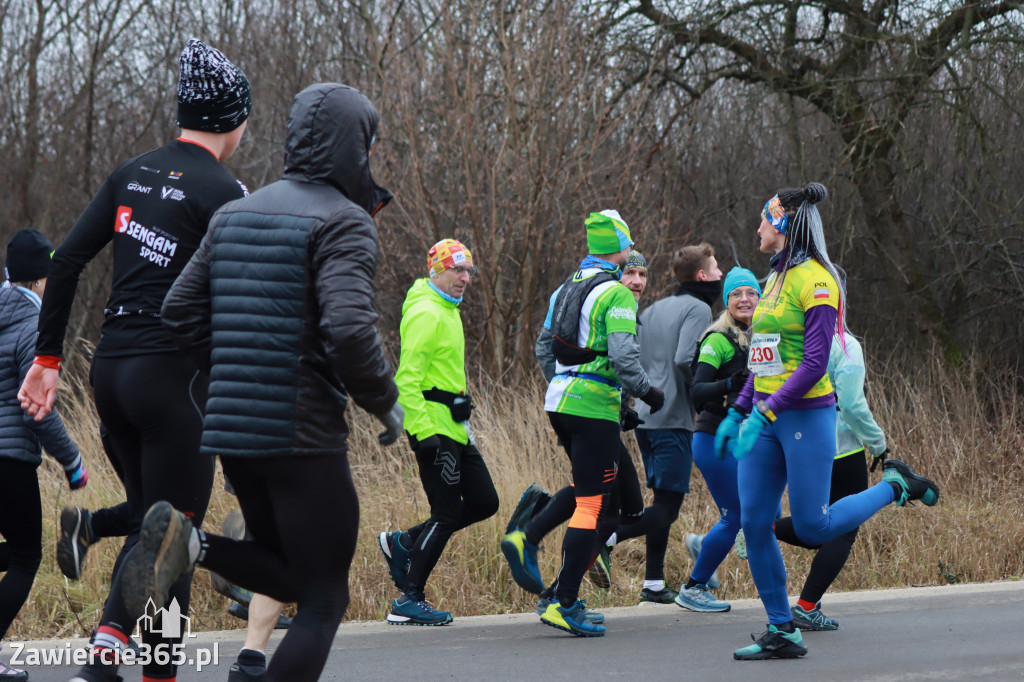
[0,284,37,334]
[282,83,393,216]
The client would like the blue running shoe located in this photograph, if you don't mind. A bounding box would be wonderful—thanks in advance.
[733,624,807,660]
[378,531,411,591]
[505,484,551,534]
[535,595,604,624]
[386,594,454,626]
[674,583,731,612]
[540,599,605,637]
[882,458,940,507]
[684,533,720,589]
[792,602,839,631]
[501,530,545,594]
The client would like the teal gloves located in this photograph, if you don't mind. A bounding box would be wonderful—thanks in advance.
[733,408,772,460]
[714,408,745,460]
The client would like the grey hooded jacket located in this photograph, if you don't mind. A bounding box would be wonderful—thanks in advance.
[162,83,398,458]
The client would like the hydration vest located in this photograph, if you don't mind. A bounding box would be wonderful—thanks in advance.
[549,270,616,366]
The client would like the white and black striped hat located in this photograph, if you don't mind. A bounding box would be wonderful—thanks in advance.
[176,38,251,133]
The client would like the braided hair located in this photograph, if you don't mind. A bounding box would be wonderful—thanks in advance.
[774,182,847,348]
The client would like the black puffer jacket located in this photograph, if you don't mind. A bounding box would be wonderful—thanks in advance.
[0,285,80,468]
[162,83,398,458]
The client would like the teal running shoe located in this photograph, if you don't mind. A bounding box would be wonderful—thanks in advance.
[734,528,748,560]
[535,595,604,623]
[505,483,551,533]
[792,602,839,631]
[674,583,731,612]
[386,594,454,626]
[378,530,411,591]
[684,533,720,589]
[587,544,612,589]
[639,587,678,604]
[540,599,605,637]
[733,624,807,660]
[882,458,940,506]
[501,530,545,594]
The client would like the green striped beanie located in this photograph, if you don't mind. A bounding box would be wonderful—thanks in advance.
[585,210,633,255]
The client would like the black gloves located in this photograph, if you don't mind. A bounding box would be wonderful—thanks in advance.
[870,447,889,473]
[620,405,645,431]
[641,386,665,414]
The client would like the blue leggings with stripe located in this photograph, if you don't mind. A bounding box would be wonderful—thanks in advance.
[738,405,895,624]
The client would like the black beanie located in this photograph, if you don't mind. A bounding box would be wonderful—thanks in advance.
[176,38,252,133]
[6,229,53,282]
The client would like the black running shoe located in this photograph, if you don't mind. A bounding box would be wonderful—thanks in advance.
[57,506,93,580]
[882,458,940,507]
[121,501,194,618]
[504,483,551,534]
[733,624,808,660]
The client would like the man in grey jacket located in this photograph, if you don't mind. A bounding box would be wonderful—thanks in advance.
[119,83,404,682]
[614,242,722,603]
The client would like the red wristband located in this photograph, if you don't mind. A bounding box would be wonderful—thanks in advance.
[33,355,62,371]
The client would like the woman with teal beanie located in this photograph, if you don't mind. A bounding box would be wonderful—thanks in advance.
[673,267,760,613]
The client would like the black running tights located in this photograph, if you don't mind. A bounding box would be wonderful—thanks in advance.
[403,436,499,599]
[615,488,685,582]
[0,460,42,640]
[200,453,360,682]
[87,353,213,681]
[774,451,868,604]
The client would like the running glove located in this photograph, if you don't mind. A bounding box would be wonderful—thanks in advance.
[641,386,665,414]
[733,409,771,460]
[714,408,744,459]
[65,460,88,490]
[869,447,890,473]
[377,402,405,446]
[620,405,644,431]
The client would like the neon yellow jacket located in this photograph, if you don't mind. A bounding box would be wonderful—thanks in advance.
[395,278,469,444]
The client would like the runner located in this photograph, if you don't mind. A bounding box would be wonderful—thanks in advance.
[673,266,760,613]
[503,210,663,637]
[509,251,649,616]
[773,267,889,631]
[0,230,86,682]
[718,183,939,660]
[18,39,252,682]
[377,238,499,626]
[606,243,722,604]
[123,82,403,682]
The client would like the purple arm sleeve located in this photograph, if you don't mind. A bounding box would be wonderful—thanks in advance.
[734,372,756,413]
[765,305,837,414]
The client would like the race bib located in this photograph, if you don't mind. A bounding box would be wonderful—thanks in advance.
[748,333,785,376]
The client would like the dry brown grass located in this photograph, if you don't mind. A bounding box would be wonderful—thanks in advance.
[7,356,1022,640]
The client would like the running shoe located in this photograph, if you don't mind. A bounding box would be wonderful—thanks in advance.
[535,594,604,624]
[120,501,195,618]
[386,594,454,626]
[227,649,267,682]
[500,530,545,594]
[540,599,605,637]
[674,583,731,612]
[734,528,748,560]
[0,644,27,682]
[733,624,807,660]
[504,483,551,534]
[378,530,412,591]
[57,506,94,580]
[791,602,839,631]
[684,533,720,589]
[639,587,679,604]
[882,459,940,507]
[586,544,612,589]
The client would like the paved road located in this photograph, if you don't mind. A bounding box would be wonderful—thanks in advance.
[13,581,1024,681]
